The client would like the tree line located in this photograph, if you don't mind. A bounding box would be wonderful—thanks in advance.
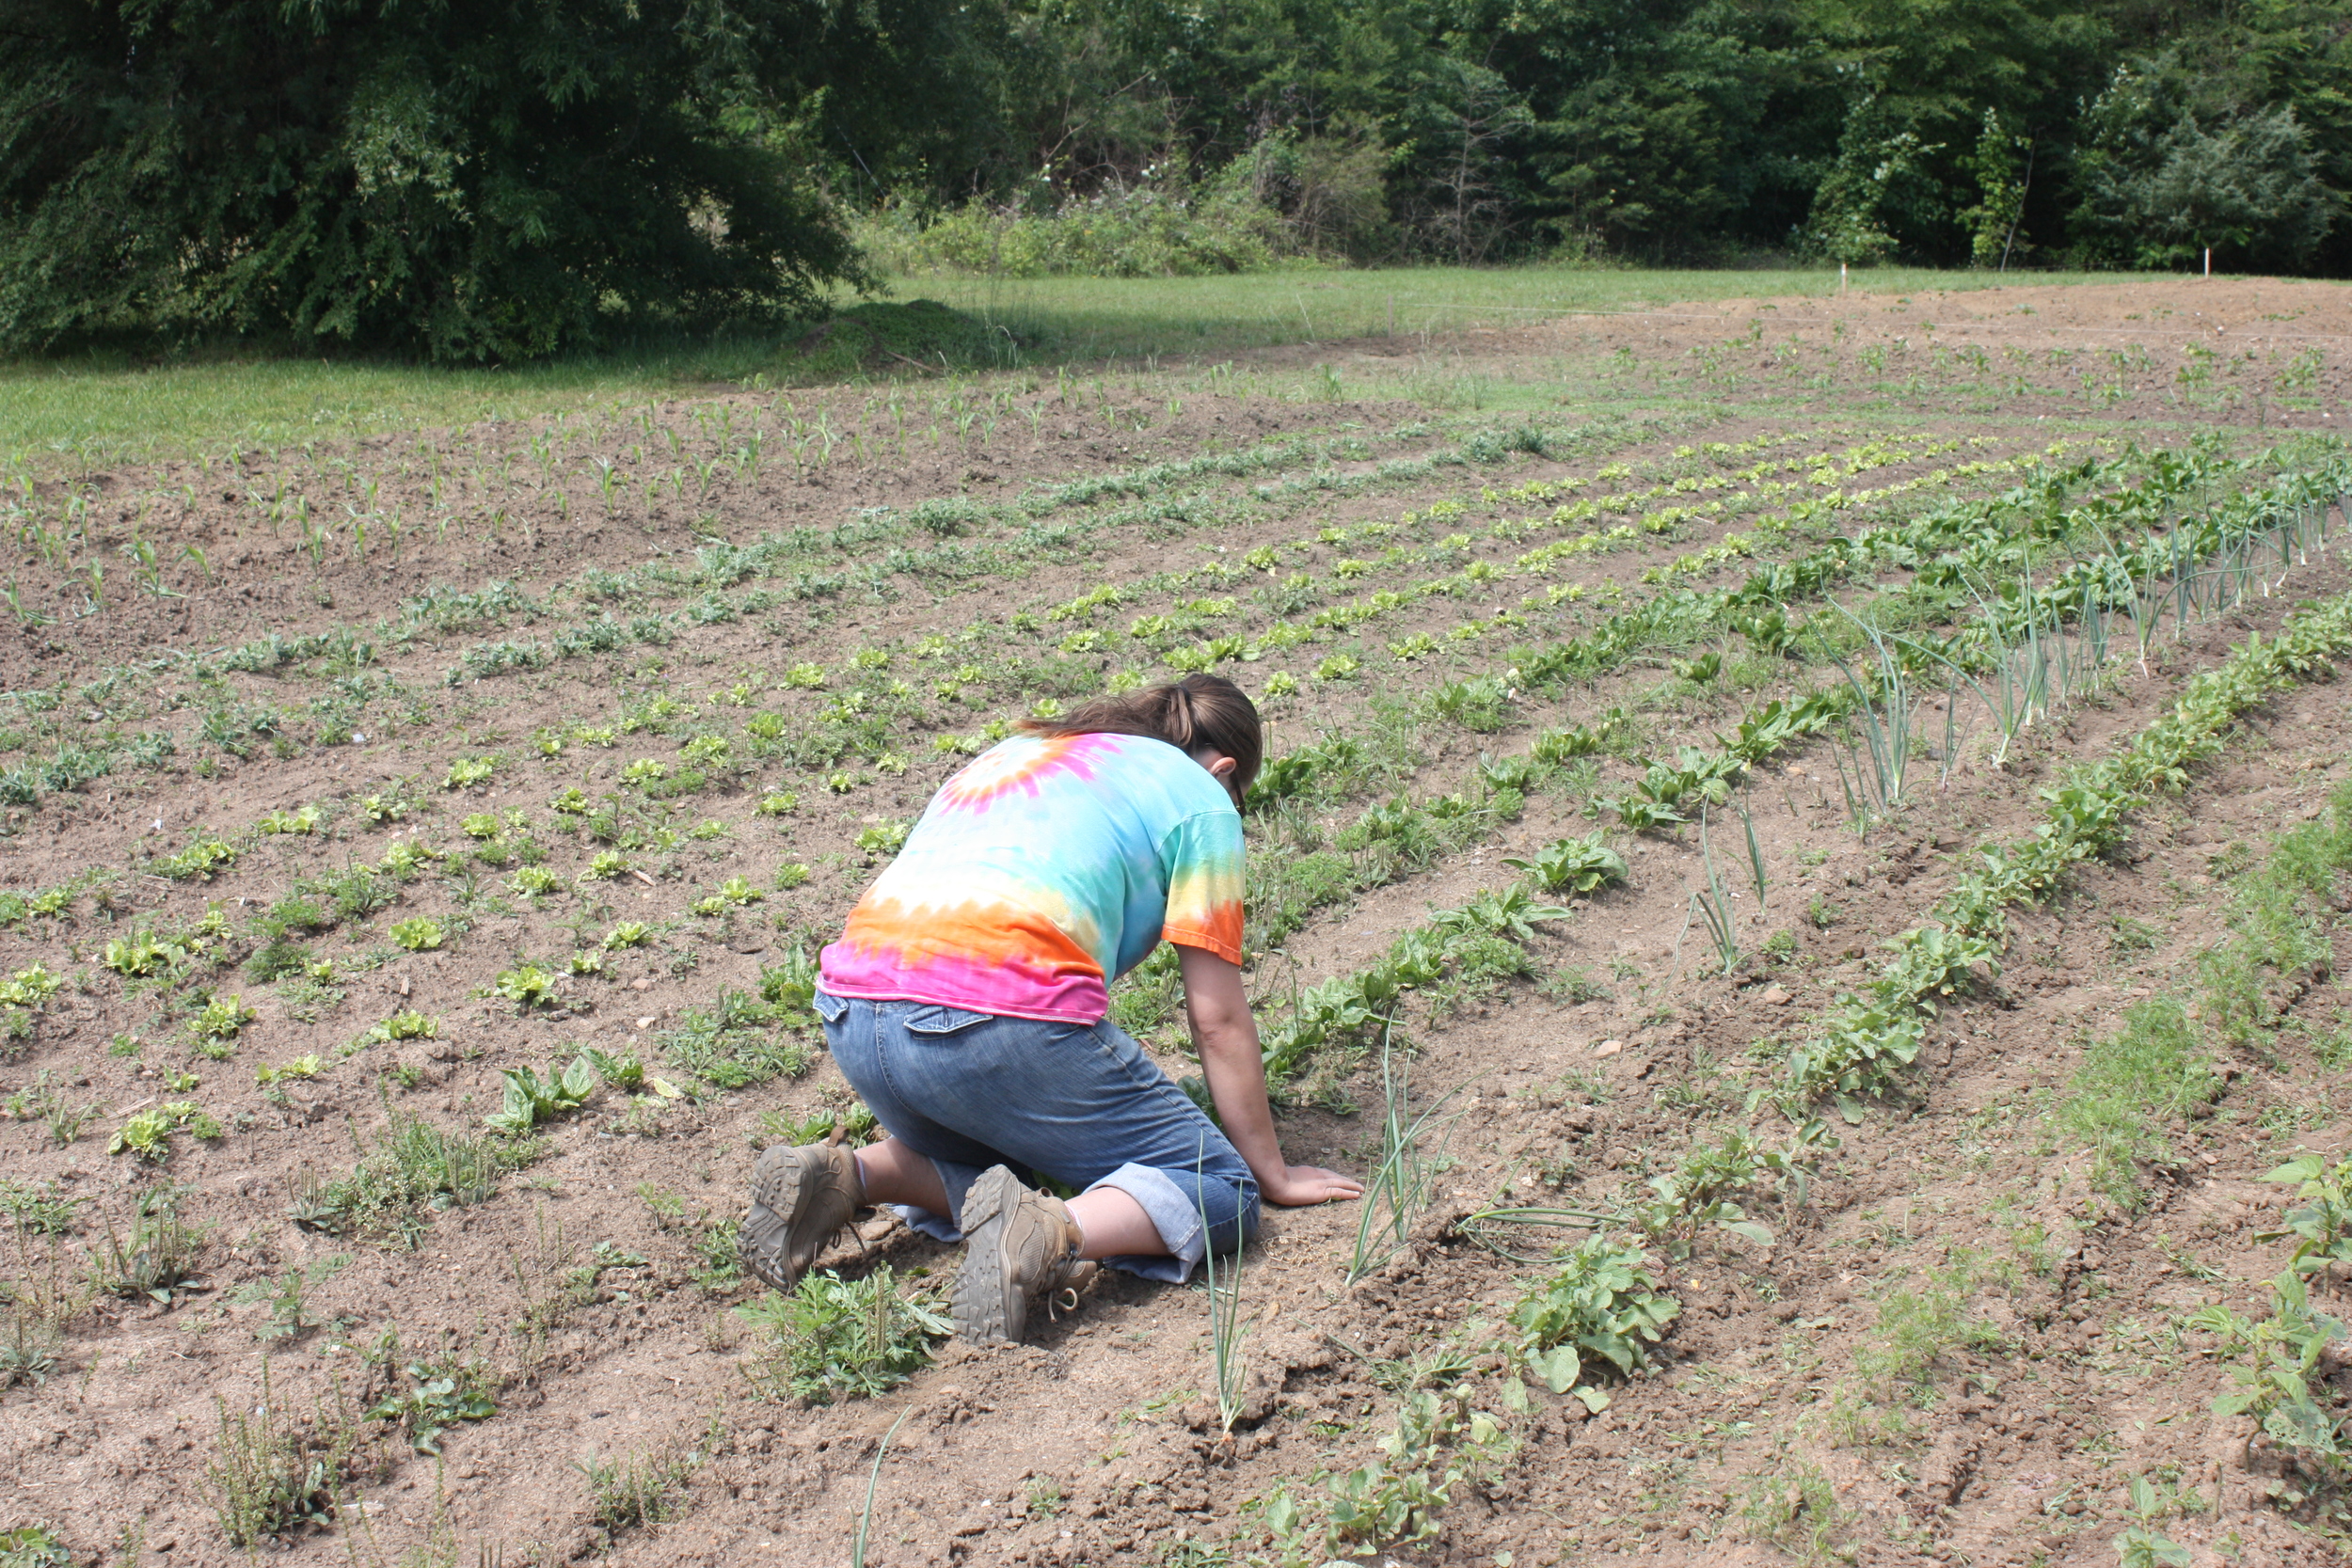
[4,0,2344,361]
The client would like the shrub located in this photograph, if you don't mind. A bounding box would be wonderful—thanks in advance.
[2,3,876,363]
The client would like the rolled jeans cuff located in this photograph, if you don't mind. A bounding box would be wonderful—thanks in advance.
[1089,1163,1207,1284]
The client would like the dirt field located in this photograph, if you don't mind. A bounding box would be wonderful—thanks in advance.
[4,277,2352,1568]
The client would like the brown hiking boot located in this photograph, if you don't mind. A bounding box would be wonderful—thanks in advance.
[951,1164,1086,1344]
[739,1138,863,1291]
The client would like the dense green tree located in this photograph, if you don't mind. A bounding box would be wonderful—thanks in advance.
[0,0,986,360]
[1461,0,1820,259]
[14,0,2352,356]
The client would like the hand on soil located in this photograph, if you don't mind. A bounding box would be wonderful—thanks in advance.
[1263,1164,1366,1206]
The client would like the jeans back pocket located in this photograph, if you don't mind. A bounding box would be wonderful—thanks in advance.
[901,1004,993,1037]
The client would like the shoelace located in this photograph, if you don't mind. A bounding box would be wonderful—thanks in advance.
[1042,1246,1085,1321]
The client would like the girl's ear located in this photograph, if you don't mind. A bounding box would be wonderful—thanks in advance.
[1205,753,1237,782]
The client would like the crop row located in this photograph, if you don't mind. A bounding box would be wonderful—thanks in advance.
[1231,453,2349,1091]
[1778,573,2352,1123]
[0,409,1717,728]
[0,404,1678,641]
[0,428,2072,811]
[0,439,2292,929]
[2,415,1993,721]
[0,442,2321,1117]
[0,438,2296,915]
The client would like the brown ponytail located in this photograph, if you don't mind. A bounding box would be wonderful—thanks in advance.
[1019,673,1263,799]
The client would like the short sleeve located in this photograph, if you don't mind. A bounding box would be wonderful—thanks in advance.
[1158,810,1246,964]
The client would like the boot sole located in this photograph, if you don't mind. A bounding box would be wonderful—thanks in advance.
[950,1164,1025,1344]
[739,1144,816,1291]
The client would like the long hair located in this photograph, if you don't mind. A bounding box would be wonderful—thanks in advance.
[1018,673,1263,800]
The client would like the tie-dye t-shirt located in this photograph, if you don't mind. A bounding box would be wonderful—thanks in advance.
[818,732,1247,1023]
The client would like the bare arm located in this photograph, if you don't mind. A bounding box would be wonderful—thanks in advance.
[1177,944,1365,1207]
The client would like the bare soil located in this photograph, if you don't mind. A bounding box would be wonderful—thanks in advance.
[4,276,2351,1568]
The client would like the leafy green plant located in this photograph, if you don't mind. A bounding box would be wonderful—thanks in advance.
[580,1047,658,1094]
[1308,1384,1509,1555]
[491,964,561,1009]
[855,819,911,857]
[229,1254,350,1341]
[0,963,61,1008]
[1503,831,1627,896]
[108,1101,219,1160]
[736,1265,950,1403]
[389,917,444,952]
[485,1059,596,1132]
[758,946,821,1022]
[366,1361,498,1454]
[376,841,438,879]
[102,928,183,977]
[1593,791,1685,833]
[2190,1269,2351,1513]
[1783,1003,1925,1122]
[1511,1236,1679,1411]
[2116,1475,2197,1567]
[358,1009,438,1045]
[359,792,409,824]
[1530,721,1613,764]
[0,1525,71,1567]
[189,993,252,1042]
[443,756,497,789]
[602,921,653,949]
[154,836,237,880]
[2258,1154,2352,1284]
[1631,1125,1824,1259]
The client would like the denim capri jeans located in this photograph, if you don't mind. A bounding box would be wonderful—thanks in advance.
[814,990,1260,1282]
